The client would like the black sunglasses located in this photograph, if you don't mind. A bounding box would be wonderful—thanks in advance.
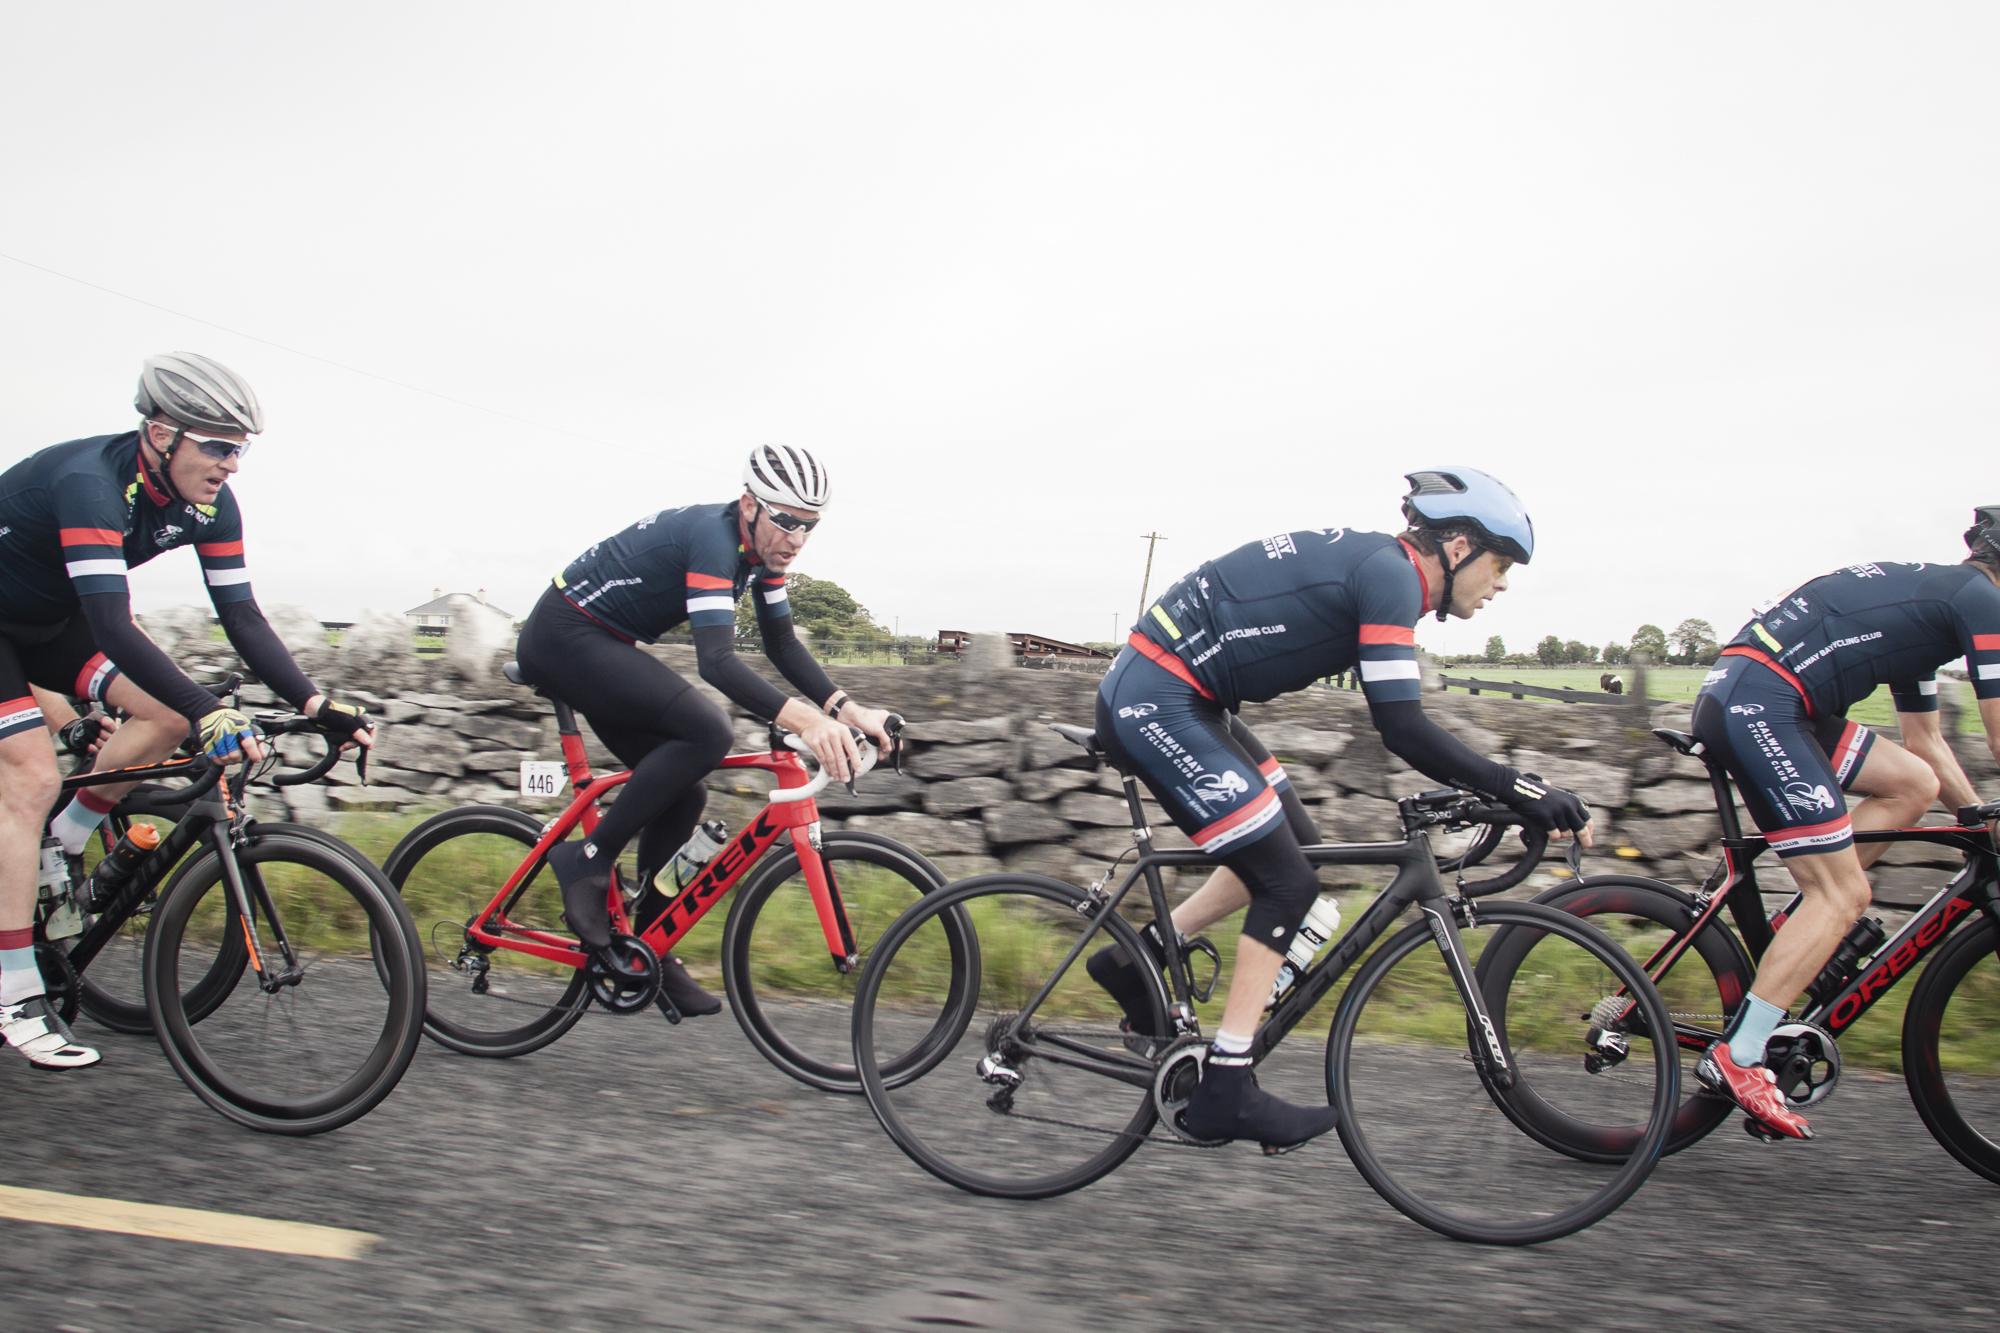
[758,500,820,533]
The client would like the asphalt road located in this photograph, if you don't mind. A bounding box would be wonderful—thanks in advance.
[4,994,1999,1333]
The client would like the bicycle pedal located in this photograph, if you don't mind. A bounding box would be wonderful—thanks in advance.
[1740,1115,1781,1144]
[655,991,683,1026]
[1260,1140,1309,1157]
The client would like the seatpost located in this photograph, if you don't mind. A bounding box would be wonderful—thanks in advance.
[1706,758,1745,842]
[1122,770,1196,1027]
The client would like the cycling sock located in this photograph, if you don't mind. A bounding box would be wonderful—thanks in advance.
[49,789,115,857]
[0,930,43,1005]
[1213,1028,1252,1056]
[1727,993,1787,1067]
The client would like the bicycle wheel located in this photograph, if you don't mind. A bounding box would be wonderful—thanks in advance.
[382,806,589,1058]
[144,829,426,1135]
[1328,899,1678,1245]
[73,810,247,1035]
[853,874,1170,1199]
[723,830,970,1092]
[1478,875,1751,1158]
[1903,915,2000,1183]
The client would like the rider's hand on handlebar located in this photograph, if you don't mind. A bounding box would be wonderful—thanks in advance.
[1503,772,1594,848]
[197,706,265,767]
[795,712,864,783]
[841,705,902,766]
[306,695,375,753]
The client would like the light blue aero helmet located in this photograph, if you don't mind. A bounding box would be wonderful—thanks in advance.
[1401,467,1535,620]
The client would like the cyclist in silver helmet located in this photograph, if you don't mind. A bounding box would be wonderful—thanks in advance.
[0,354,373,1070]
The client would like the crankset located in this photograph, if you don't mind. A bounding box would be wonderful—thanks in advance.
[1152,1034,1228,1148]
[33,941,79,1024]
[1765,1021,1841,1108]
[585,934,662,1014]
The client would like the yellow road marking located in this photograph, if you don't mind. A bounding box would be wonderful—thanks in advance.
[0,1184,377,1260]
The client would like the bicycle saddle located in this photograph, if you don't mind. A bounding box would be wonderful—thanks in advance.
[502,661,529,686]
[1050,723,1103,760]
[1650,728,1705,757]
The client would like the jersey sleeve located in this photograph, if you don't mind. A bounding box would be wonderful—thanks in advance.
[195,491,254,608]
[1952,576,2000,700]
[52,469,131,600]
[1351,543,1426,705]
[682,519,745,630]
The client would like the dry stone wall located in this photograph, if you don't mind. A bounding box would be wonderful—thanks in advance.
[139,604,1998,909]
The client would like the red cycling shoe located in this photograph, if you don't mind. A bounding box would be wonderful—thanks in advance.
[1695,1041,1814,1140]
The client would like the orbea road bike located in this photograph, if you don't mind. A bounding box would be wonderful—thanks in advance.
[850,723,1680,1246]
[1480,725,2000,1176]
[383,661,971,1093]
[34,697,427,1135]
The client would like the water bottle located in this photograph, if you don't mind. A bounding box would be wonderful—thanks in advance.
[1266,895,1343,1008]
[668,820,731,891]
[37,837,83,939]
[87,823,163,908]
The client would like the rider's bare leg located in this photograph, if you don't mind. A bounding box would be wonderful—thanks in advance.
[1841,736,1939,870]
[1751,847,1874,1011]
[0,730,59,934]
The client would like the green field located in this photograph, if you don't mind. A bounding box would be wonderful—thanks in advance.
[1440,666,1986,735]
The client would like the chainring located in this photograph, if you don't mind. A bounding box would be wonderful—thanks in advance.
[1152,1034,1228,1147]
[1766,1020,1841,1108]
[585,935,661,1014]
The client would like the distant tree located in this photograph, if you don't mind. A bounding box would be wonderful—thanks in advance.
[1669,617,1719,665]
[1602,641,1629,665]
[1563,639,1597,664]
[1630,624,1668,661]
[1535,634,1564,667]
[1483,635,1506,664]
[735,573,889,643]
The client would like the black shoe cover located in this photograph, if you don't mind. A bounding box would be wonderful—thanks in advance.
[1182,1054,1338,1149]
[659,954,723,1016]
[1085,926,1168,1038]
[547,841,613,950]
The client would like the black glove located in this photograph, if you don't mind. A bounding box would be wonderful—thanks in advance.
[312,699,372,743]
[56,715,104,758]
[1501,771,1591,835]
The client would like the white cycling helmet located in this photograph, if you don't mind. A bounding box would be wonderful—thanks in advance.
[135,353,264,434]
[743,444,831,512]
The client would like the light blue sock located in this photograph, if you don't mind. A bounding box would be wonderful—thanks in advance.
[1728,994,1786,1067]
[0,946,43,1006]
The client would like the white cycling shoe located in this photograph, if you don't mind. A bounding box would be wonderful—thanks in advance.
[1,996,102,1071]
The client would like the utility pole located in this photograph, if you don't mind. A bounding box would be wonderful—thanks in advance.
[1137,532,1167,625]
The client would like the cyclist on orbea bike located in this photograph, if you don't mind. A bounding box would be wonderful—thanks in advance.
[517,444,902,1016]
[1689,507,2000,1140]
[0,353,373,1070]
[1089,468,1593,1149]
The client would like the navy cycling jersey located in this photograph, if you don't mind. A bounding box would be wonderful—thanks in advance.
[0,433,256,625]
[552,501,791,643]
[1131,528,1428,712]
[1718,561,2000,718]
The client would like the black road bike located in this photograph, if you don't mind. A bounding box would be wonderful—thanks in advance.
[34,706,427,1135]
[850,724,1680,1246]
[1477,725,2000,1177]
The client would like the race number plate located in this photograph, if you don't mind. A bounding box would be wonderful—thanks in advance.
[519,761,566,798]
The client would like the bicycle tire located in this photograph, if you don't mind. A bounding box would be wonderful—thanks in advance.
[1903,915,2000,1184]
[73,806,247,1035]
[143,829,426,1135]
[382,805,589,1058]
[1477,875,1750,1159]
[1328,899,1678,1245]
[722,830,971,1093]
[852,873,1171,1200]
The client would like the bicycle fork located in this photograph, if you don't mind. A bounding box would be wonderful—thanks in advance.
[208,817,303,993]
[1418,896,1515,1091]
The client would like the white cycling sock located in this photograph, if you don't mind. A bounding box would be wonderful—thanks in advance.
[49,791,113,857]
[0,946,44,1006]
[1212,1029,1252,1055]
[1727,993,1786,1068]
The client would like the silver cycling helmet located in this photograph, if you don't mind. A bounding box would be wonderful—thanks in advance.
[743,444,831,511]
[134,353,264,435]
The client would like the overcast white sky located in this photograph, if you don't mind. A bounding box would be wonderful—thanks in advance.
[3,5,1995,658]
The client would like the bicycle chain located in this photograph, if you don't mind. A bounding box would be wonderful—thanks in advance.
[980,1023,1228,1151]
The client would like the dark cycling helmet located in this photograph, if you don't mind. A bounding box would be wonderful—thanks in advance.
[1402,467,1535,564]
[743,444,831,511]
[1966,505,2000,564]
[134,353,264,435]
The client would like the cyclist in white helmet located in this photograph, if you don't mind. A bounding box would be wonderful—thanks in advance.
[517,445,900,1014]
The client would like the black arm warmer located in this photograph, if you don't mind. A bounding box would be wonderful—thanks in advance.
[1368,698,1516,798]
[217,598,319,709]
[78,591,221,725]
[757,613,841,710]
[692,621,790,721]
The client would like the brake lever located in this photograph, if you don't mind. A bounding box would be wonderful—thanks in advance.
[884,712,905,777]
[1565,836,1584,877]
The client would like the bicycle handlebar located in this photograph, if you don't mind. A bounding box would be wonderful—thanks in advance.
[250,711,369,787]
[771,729,881,804]
[1404,789,1554,897]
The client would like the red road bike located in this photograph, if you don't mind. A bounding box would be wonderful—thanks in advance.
[383,666,974,1092]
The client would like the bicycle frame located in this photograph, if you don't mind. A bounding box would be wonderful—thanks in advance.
[458,695,860,973]
[996,769,1519,1090]
[1625,750,2000,1051]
